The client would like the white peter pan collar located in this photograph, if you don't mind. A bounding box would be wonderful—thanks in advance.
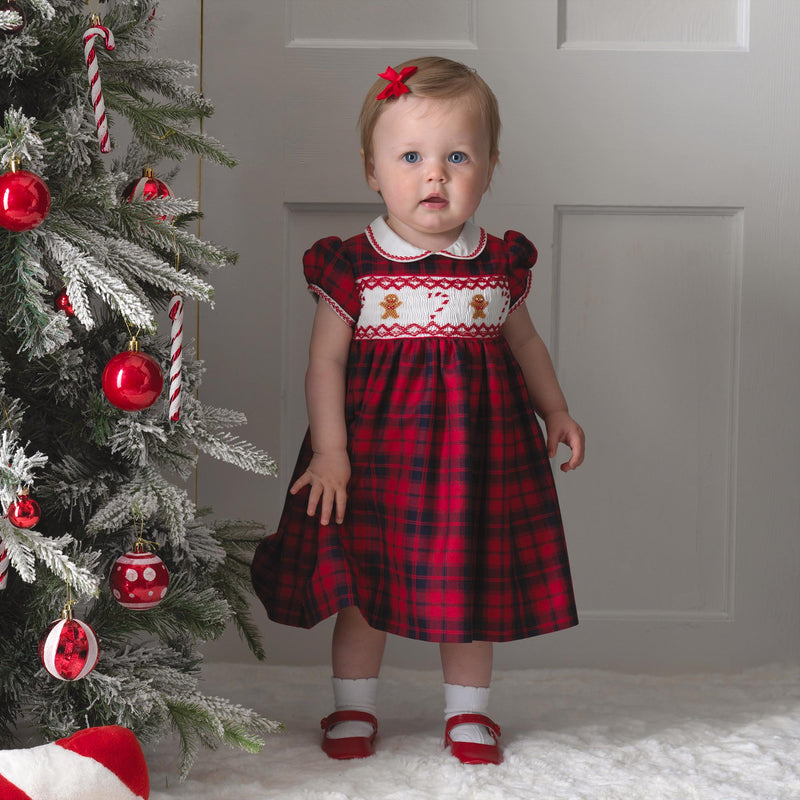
[365,216,487,262]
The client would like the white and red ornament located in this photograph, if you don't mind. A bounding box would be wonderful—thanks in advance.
[0,538,7,590]
[0,1,26,35]
[6,490,41,529]
[83,17,115,153]
[167,294,183,421]
[102,337,164,412]
[122,167,174,221]
[39,613,100,681]
[110,543,169,610]
[0,160,51,232]
[54,287,75,316]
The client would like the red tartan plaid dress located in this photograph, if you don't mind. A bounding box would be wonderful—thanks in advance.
[251,217,578,642]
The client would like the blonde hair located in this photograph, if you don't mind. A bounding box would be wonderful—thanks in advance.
[359,56,501,177]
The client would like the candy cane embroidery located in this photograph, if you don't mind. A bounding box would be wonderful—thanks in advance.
[83,20,115,153]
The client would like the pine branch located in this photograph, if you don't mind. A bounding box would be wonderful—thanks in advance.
[0,238,72,358]
[181,403,278,476]
[0,429,48,513]
[104,58,212,116]
[88,577,229,646]
[166,694,282,780]
[107,417,168,467]
[0,109,47,172]
[103,91,237,169]
[0,524,100,597]
[208,518,268,660]
[38,230,155,330]
[86,466,195,546]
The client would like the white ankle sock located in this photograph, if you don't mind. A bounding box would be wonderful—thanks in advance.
[327,677,378,740]
[444,683,494,745]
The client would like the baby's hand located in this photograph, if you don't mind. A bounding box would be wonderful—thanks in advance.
[290,450,351,525]
[543,411,585,472]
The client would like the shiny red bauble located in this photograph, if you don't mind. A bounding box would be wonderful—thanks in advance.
[110,548,170,610]
[122,167,174,221]
[6,493,41,529]
[0,2,26,35]
[0,168,51,232]
[54,288,75,316]
[102,346,164,411]
[39,616,100,681]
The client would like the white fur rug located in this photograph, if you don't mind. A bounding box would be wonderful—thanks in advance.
[147,662,800,800]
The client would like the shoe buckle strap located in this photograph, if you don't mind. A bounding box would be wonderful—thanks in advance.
[445,713,501,742]
[321,710,378,733]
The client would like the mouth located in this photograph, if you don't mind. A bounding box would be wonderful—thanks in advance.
[420,194,448,208]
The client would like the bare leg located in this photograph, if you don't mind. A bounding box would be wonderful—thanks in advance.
[332,605,387,678]
[440,641,497,749]
[439,641,493,687]
[324,606,387,745]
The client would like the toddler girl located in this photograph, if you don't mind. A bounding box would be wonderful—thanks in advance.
[252,56,584,765]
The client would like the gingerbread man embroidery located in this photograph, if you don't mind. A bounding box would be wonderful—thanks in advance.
[470,294,488,319]
[381,293,402,319]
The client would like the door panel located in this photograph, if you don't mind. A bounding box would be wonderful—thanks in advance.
[182,0,800,669]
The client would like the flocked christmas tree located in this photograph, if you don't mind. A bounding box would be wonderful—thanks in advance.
[0,0,280,777]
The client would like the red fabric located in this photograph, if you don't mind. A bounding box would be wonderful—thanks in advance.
[252,229,578,643]
[56,726,149,799]
[0,773,33,800]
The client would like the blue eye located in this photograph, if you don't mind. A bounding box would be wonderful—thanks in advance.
[402,152,421,163]
[448,151,468,164]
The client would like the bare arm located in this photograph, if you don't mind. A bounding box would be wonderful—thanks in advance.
[503,304,585,472]
[289,300,353,524]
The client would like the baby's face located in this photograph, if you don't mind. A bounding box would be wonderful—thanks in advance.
[365,94,496,252]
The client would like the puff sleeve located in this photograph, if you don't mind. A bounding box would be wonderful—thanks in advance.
[504,231,538,313]
[303,237,360,327]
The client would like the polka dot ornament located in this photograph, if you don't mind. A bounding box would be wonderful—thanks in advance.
[110,549,169,611]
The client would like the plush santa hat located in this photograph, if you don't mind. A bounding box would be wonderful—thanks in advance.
[0,726,149,800]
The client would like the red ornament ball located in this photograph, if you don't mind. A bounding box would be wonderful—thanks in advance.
[6,494,41,529]
[102,348,164,411]
[0,168,51,232]
[54,288,75,316]
[39,617,100,681]
[122,168,174,222]
[110,549,170,610]
[0,2,26,35]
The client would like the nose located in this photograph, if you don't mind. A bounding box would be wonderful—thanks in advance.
[425,160,447,182]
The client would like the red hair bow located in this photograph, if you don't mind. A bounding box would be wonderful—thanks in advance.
[376,65,418,100]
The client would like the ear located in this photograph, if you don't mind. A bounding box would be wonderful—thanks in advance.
[483,153,499,193]
[361,149,380,192]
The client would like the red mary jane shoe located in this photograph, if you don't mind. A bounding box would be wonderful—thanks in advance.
[320,710,378,759]
[445,713,503,765]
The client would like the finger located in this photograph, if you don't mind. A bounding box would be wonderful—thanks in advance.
[561,444,584,472]
[290,471,311,495]
[334,487,348,525]
[319,489,334,527]
[306,483,322,518]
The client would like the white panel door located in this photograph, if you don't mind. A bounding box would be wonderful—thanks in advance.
[192,1,800,670]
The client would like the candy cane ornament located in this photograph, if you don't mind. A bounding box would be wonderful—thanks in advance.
[168,294,183,421]
[0,538,8,590]
[83,20,115,153]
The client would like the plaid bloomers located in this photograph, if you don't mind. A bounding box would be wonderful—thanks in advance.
[251,220,578,643]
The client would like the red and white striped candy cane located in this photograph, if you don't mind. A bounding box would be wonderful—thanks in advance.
[168,294,183,421]
[83,21,115,153]
[0,538,8,591]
